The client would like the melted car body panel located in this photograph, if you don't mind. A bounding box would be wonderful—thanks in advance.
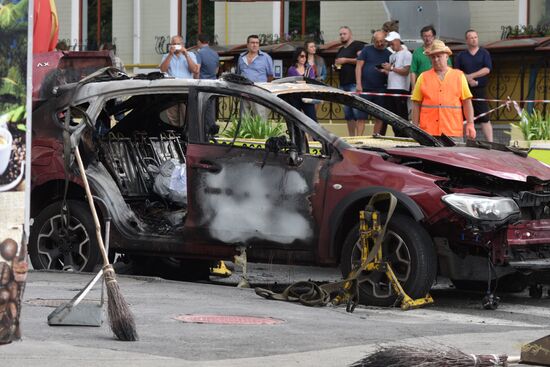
[186,143,323,248]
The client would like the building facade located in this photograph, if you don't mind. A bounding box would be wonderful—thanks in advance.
[54,0,547,73]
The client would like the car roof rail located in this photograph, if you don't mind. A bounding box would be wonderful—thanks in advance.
[271,76,328,87]
[133,71,165,80]
[220,73,254,85]
[77,66,130,85]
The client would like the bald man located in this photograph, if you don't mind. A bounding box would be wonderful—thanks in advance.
[356,31,392,135]
[159,35,199,127]
[160,35,199,79]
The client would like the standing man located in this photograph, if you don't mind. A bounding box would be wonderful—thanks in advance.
[196,34,220,135]
[410,25,451,89]
[237,35,274,82]
[355,30,392,135]
[196,33,219,80]
[335,26,365,136]
[411,40,476,142]
[454,29,493,142]
[160,35,199,127]
[381,31,412,136]
[237,35,274,119]
[160,35,199,79]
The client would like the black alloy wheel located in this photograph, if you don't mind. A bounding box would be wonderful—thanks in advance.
[29,200,100,272]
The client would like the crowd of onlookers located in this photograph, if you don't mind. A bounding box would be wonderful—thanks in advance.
[87,23,493,142]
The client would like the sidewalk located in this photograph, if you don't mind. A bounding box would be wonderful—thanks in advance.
[2,270,549,366]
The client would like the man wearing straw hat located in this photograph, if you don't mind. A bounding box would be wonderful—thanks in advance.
[411,40,476,142]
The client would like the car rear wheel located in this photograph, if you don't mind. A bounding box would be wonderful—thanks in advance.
[340,214,437,307]
[29,200,101,272]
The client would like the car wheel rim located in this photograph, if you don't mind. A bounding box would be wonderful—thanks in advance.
[36,214,91,271]
[350,230,412,299]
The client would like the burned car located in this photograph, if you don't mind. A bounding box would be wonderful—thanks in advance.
[30,70,550,306]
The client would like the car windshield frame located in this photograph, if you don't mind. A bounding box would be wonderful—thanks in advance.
[269,86,442,148]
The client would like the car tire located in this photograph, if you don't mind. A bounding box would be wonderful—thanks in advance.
[29,200,101,272]
[340,214,437,307]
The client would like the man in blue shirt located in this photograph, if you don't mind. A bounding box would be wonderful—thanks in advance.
[196,34,220,135]
[356,31,392,135]
[159,35,199,127]
[160,35,199,79]
[455,29,493,142]
[237,35,274,83]
[237,35,274,119]
[196,33,219,80]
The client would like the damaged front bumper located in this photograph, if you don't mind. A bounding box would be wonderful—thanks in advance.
[508,219,550,246]
[507,219,550,270]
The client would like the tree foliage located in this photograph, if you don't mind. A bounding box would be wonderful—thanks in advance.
[0,0,27,118]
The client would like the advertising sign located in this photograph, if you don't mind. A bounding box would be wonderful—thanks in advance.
[0,0,30,344]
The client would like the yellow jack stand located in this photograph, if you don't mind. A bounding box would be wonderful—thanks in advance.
[356,206,434,310]
[210,261,232,277]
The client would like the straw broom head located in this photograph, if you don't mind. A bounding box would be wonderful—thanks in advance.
[103,265,139,341]
[350,345,509,367]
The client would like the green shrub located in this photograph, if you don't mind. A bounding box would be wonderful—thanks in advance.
[518,110,550,141]
[220,114,286,139]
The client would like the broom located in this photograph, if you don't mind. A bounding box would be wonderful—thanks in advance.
[350,345,520,367]
[74,146,138,341]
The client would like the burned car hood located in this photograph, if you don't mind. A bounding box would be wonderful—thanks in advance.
[385,146,550,182]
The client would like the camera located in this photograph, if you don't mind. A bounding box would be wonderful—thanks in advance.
[173,44,182,51]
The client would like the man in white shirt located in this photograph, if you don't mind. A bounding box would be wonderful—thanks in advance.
[381,32,412,137]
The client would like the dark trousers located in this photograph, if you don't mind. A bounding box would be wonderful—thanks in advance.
[386,89,409,137]
[288,96,317,123]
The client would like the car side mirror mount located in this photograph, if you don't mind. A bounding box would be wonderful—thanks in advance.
[288,147,303,167]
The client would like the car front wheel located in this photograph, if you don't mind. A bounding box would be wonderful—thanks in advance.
[340,214,437,307]
[29,200,101,272]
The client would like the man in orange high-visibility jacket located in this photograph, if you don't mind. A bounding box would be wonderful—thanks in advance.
[411,40,476,142]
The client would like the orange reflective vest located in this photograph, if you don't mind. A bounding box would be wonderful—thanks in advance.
[419,68,465,137]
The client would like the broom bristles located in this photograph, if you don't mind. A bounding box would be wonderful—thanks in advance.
[350,345,508,367]
[104,265,138,341]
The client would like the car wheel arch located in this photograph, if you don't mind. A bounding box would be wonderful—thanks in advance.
[329,187,426,261]
[31,179,104,225]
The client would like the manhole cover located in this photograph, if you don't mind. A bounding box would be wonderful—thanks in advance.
[174,314,284,325]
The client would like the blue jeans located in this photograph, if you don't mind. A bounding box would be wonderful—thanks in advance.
[340,83,363,121]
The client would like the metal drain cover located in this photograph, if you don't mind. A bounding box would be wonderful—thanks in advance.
[174,314,284,325]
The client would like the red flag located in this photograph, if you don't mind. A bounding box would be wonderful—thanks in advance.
[33,0,59,53]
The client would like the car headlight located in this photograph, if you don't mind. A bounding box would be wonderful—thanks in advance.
[442,194,520,221]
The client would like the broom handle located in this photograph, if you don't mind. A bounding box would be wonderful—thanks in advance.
[75,146,109,267]
[507,356,521,364]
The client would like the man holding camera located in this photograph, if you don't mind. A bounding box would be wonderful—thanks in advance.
[159,35,199,127]
[160,35,199,79]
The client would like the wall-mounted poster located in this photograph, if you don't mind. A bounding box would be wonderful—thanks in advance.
[0,0,30,344]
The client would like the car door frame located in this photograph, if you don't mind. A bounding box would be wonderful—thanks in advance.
[184,85,335,253]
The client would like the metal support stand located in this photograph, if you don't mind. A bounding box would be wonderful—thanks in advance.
[234,245,249,288]
[47,217,111,326]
